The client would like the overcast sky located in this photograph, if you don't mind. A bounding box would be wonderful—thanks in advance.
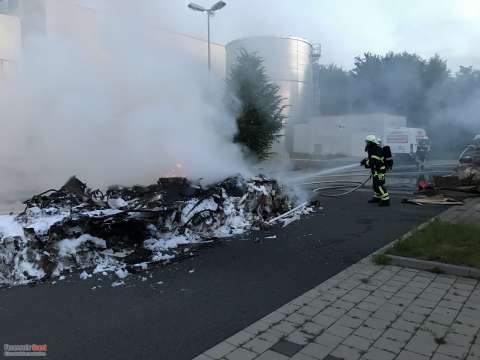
[147,0,480,71]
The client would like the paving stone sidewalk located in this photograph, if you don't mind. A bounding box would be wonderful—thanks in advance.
[194,198,480,360]
[194,259,480,360]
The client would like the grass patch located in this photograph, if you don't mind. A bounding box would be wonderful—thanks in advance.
[387,220,480,269]
[430,266,445,274]
[373,253,392,265]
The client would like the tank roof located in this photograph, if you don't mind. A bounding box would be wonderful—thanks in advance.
[226,35,313,48]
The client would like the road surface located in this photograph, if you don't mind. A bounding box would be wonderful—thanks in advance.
[0,191,446,360]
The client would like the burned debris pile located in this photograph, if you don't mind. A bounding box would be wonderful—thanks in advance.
[433,141,480,195]
[0,175,313,286]
[407,140,480,206]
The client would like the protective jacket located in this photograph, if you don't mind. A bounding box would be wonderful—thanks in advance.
[364,143,387,177]
[416,144,428,162]
[363,143,390,202]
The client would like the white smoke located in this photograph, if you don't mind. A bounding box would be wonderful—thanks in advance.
[0,0,250,203]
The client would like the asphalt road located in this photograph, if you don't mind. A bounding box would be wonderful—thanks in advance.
[0,191,447,360]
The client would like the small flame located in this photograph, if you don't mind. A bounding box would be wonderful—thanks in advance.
[165,162,186,177]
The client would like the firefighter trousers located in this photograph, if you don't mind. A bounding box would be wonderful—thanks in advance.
[373,173,390,201]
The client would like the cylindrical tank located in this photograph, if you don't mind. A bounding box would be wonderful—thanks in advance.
[226,36,316,153]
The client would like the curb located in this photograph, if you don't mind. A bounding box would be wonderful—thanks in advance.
[193,197,477,360]
[370,198,480,279]
[388,255,480,279]
[370,214,439,257]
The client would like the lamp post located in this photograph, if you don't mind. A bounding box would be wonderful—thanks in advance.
[188,1,226,72]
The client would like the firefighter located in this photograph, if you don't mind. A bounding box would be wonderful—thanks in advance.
[361,135,390,206]
[416,136,430,171]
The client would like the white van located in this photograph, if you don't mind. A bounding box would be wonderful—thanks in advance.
[384,127,427,161]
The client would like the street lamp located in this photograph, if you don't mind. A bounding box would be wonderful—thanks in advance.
[188,1,226,72]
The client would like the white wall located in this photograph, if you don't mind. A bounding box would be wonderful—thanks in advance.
[0,13,21,75]
[45,0,104,57]
[294,113,407,157]
[1,0,227,78]
[155,30,226,78]
[44,1,226,77]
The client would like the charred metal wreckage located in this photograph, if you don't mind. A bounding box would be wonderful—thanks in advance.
[0,175,315,286]
[433,140,480,195]
[405,140,480,205]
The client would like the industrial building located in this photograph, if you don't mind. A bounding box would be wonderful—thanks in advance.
[0,0,21,76]
[0,0,226,76]
[0,1,320,154]
[0,0,412,160]
[293,113,407,157]
[226,36,320,127]
[226,36,320,154]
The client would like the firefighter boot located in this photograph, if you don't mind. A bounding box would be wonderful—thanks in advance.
[368,198,381,203]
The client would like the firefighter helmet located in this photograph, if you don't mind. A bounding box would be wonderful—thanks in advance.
[365,134,379,145]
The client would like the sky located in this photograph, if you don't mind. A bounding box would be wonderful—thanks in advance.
[147,0,480,71]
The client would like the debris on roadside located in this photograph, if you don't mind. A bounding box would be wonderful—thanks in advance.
[111,280,125,288]
[402,195,464,206]
[79,271,92,280]
[0,175,316,286]
[432,139,480,196]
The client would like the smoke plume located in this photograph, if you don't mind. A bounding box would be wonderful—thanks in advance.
[0,0,250,203]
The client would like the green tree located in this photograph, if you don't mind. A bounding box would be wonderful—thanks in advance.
[350,53,387,112]
[420,55,451,126]
[423,54,449,90]
[311,50,478,151]
[314,64,354,115]
[350,52,426,116]
[455,66,480,99]
[226,49,285,160]
[347,52,452,127]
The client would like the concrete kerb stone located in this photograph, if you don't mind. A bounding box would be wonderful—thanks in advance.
[369,200,480,280]
[389,256,480,280]
[370,214,439,258]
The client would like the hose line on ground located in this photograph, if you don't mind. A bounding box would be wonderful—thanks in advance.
[313,175,372,198]
[301,180,365,186]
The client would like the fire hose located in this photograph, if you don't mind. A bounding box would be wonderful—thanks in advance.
[310,175,372,198]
